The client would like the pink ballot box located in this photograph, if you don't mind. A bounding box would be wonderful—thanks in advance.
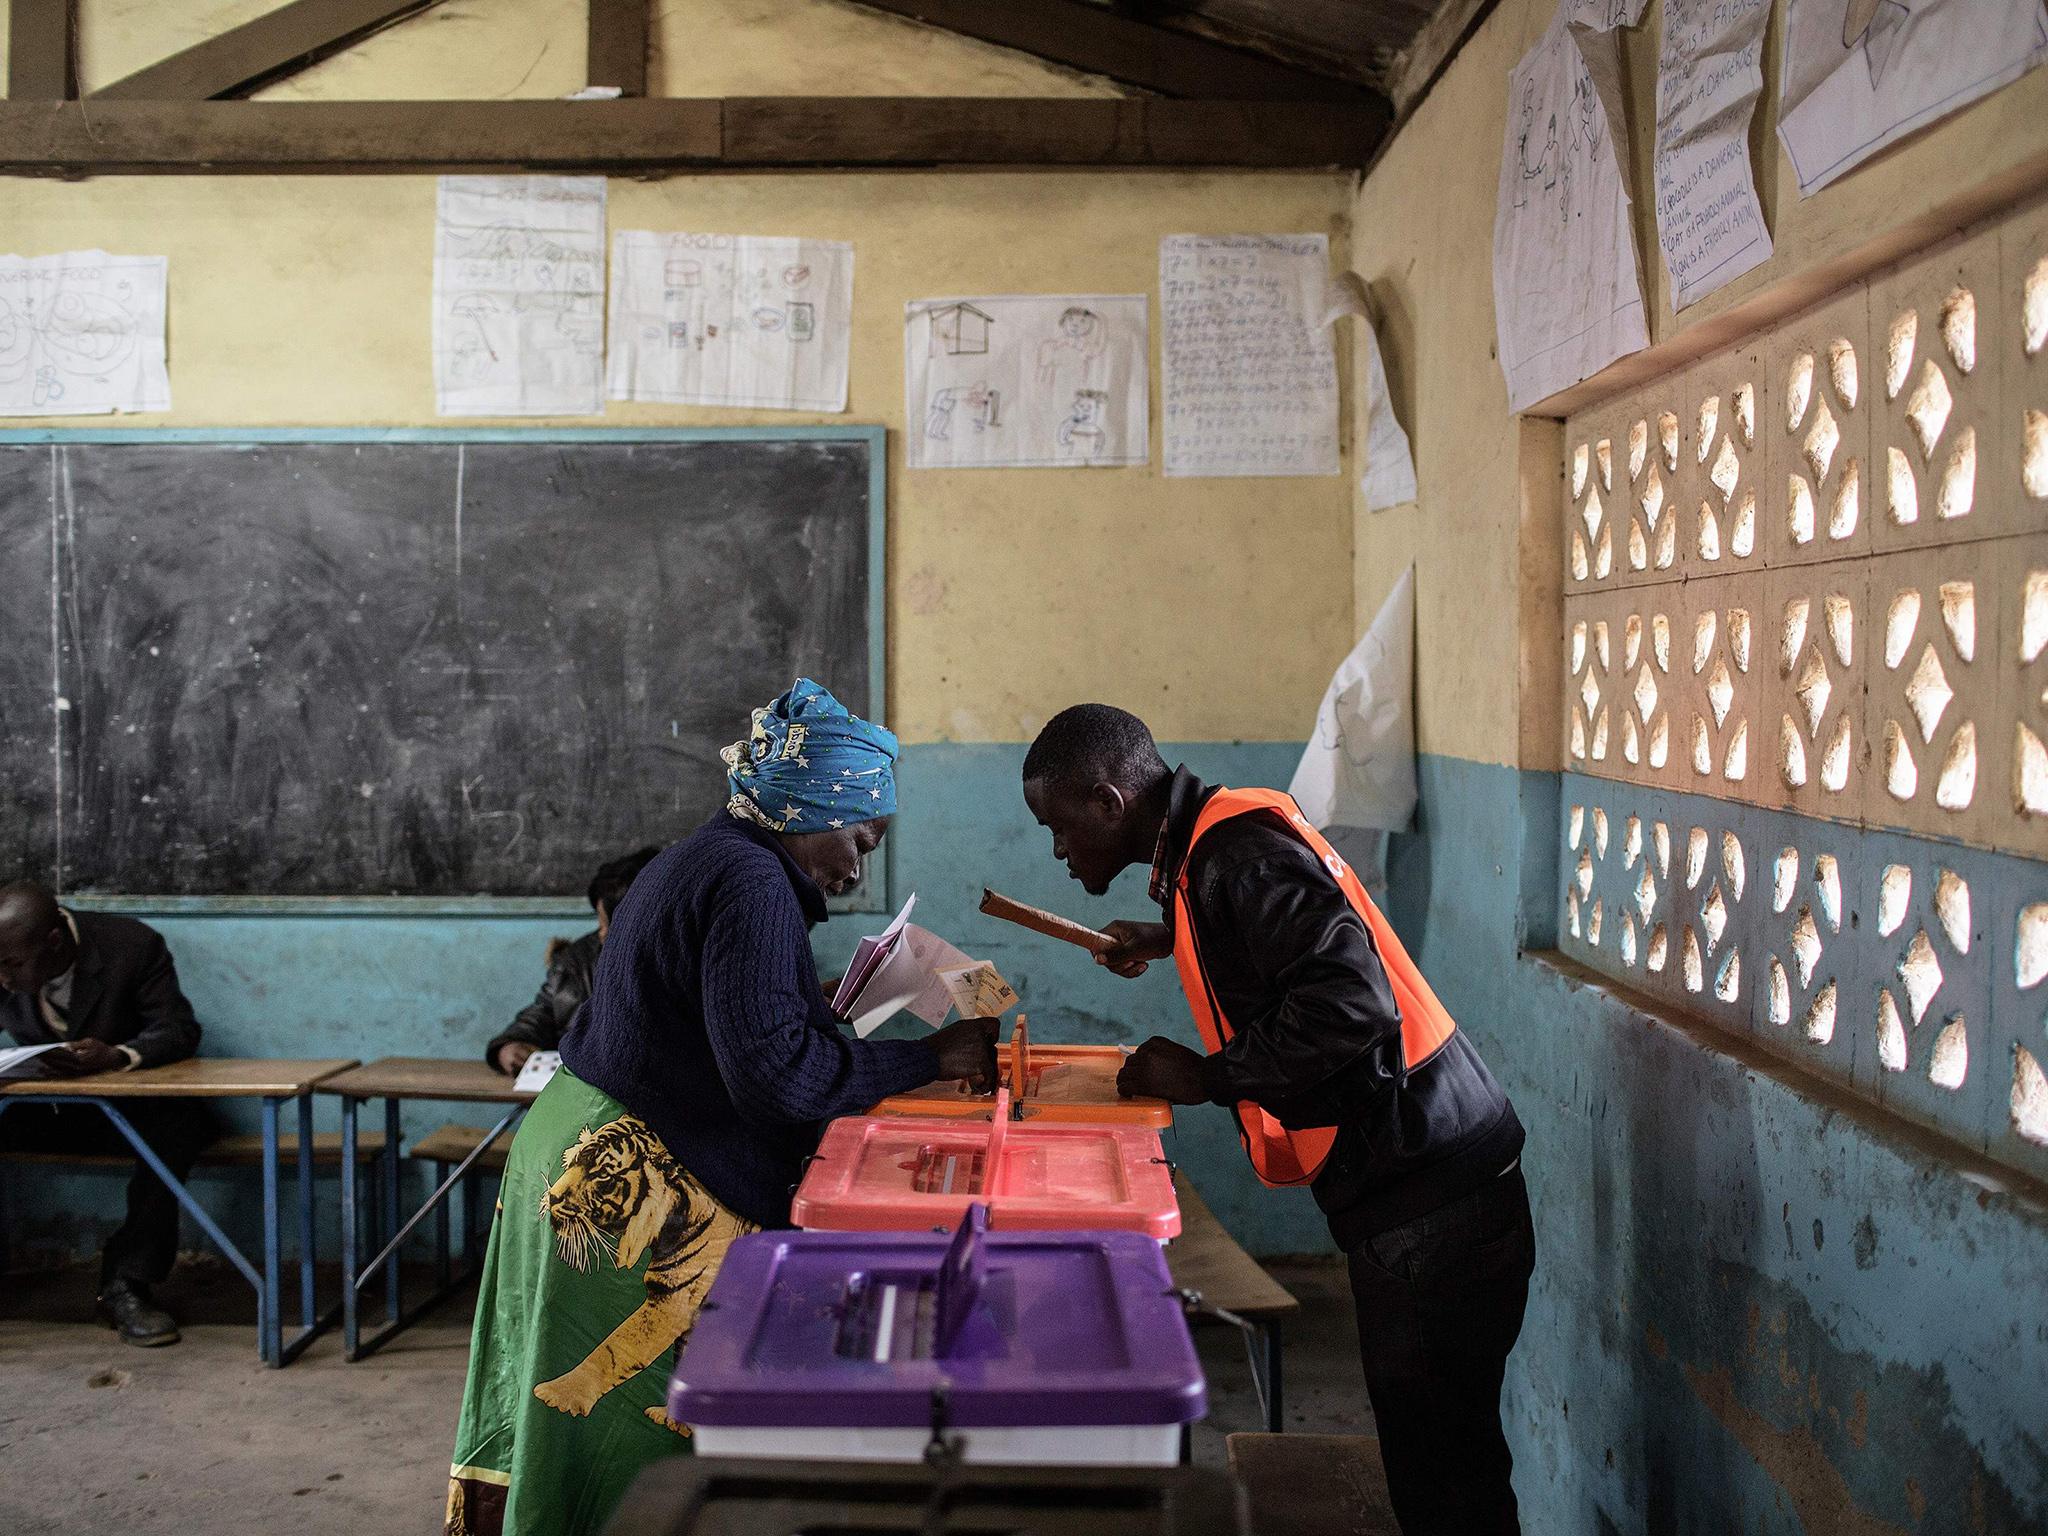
[869,1020,1173,1129]
[793,1090,1180,1240]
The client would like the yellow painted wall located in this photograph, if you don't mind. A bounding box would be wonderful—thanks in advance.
[2,2,1354,747]
[1349,0,2048,769]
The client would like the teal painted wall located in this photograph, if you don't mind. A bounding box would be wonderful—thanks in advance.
[1386,754,2048,1534]
[1,739,1324,1265]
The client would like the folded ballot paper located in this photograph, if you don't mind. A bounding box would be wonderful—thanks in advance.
[830,895,1013,1037]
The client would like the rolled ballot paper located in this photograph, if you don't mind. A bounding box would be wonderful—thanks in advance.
[937,961,1020,1019]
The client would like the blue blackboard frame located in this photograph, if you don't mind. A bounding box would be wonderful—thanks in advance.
[0,425,891,916]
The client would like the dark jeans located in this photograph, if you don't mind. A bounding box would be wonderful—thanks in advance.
[1346,1162,1536,1536]
[0,1099,219,1289]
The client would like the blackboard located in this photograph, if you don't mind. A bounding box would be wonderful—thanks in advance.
[0,430,885,904]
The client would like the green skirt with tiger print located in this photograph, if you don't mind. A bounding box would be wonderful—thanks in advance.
[444,1067,757,1536]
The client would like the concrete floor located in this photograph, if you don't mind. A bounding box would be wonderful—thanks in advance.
[0,1254,1370,1534]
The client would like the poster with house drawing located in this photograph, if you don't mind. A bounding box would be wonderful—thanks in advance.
[434,175,605,417]
[1777,0,2048,195]
[1492,0,1652,413]
[904,294,1147,469]
[608,231,854,411]
[0,251,170,416]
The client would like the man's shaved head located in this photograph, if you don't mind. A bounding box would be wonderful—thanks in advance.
[0,880,70,994]
[1021,704,1169,796]
[0,881,59,941]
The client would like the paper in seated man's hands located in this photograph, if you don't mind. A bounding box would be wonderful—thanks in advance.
[494,1041,536,1077]
[1117,1036,1209,1105]
[1094,920,1172,979]
[41,1039,128,1077]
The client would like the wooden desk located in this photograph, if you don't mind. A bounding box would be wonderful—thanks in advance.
[1166,1171,1299,1434]
[317,1056,534,1360]
[0,1057,356,1367]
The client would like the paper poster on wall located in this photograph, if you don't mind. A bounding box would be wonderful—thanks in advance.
[1493,0,1652,414]
[1778,0,2048,195]
[1654,0,1774,308]
[904,294,1147,469]
[433,175,605,417]
[0,251,170,416]
[1289,566,1418,834]
[1360,319,1418,510]
[1160,234,1341,478]
[608,231,853,411]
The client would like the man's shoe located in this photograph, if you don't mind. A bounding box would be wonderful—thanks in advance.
[97,1280,180,1347]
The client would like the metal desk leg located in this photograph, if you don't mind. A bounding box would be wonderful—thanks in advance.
[340,1095,359,1359]
[434,1161,453,1291]
[260,1096,282,1368]
[1263,1321,1285,1433]
[297,1092,315,1331]
[383,1097,402,1325]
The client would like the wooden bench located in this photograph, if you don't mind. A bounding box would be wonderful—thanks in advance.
[1226,1433,1398,1536]
[409,1123,511,1169]
[1165,1170,1299,1434]
[0,1130,388,1168]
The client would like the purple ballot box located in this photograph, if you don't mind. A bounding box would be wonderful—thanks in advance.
[669,1204,1205,1466]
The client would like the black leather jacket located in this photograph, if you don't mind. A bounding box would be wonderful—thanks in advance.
[486,928,601,1067]
[1158,769,1525,1247]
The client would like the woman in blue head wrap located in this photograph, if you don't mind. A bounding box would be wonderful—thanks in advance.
[445,681,998,1536]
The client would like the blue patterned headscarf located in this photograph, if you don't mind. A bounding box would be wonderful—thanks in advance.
[722,679,899,833]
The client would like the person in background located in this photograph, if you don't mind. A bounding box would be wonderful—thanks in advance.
[487,847,660,1077]
[0,882,212,1347]
[1015,705,1535,1536]
[444,680,998,1536]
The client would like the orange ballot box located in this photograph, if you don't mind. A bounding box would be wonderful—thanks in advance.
[868,1017,1173,1129]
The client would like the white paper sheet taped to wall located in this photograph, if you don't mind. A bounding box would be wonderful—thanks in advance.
[1778,0,2048,196]
[1320,269,1418,511]
[0,251,171,416]
[1290,566,1418,833]
[433,175,606,417]
[608,231,853,411]
[1493,0,1652,413]
[904,293,1148,469]
[1654,0,1775,308]
[1161,234,1342,478]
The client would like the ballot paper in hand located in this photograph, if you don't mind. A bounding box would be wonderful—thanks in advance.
[512,1049,562,1095]
[937,962,1020,1020]
[0,1041,68,1080]
[840,926,978,1038]
[831,895,918,1017]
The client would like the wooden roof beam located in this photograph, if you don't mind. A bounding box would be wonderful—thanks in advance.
[0,97,1383,174]
[843,0,1379,104]
[587,0,650,97]
[9,0,78,99]
[92,0,448,101]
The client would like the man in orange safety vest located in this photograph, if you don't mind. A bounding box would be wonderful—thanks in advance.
[1019,704,1535,1536]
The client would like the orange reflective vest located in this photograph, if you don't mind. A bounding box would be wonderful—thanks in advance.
[1170,787,1459,1188]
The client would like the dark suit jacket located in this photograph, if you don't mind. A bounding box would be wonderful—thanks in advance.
[0,911,203,1069]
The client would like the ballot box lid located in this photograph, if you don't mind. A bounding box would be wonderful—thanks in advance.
[670,1205,1204,1429]
[790,1112,1180,1239]
[869,1043,1173,1128]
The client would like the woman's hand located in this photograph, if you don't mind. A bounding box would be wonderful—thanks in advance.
[1095,920,1173,978]
[925,1015,1000,1090]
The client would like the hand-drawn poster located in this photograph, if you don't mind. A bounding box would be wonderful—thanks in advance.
[607,231,853,411]
[1160,234,1341,478]
[1655,0,1774,308]
[0,252,170,416]
[1493,0,1652,414]
[1778,0,2048,194]
[434,175,605,417]
[904,294,1147,469]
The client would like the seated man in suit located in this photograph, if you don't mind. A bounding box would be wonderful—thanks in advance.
[485,846,659,1077]
[0,881,211,1346]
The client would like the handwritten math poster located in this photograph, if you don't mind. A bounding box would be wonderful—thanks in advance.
[903,293,1147,470]
[1160,234,1340,478]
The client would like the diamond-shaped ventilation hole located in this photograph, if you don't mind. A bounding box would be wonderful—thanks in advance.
[1706,660,1735,728]
[1790,909,1823,987]
[1899,929,1942,1025]
[1878,990,1907,1070]
[1701,885,1728,950]
[1633,665,1659,722]
[1905,646,1952,743]
[1906,361,1952,462]
[1804,395,1839,481]
[1580,668,1601,718]
[1634,866,1657,926]
[1795,649,1831,736]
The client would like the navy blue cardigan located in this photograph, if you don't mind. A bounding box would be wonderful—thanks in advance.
[559,813,937,1229]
